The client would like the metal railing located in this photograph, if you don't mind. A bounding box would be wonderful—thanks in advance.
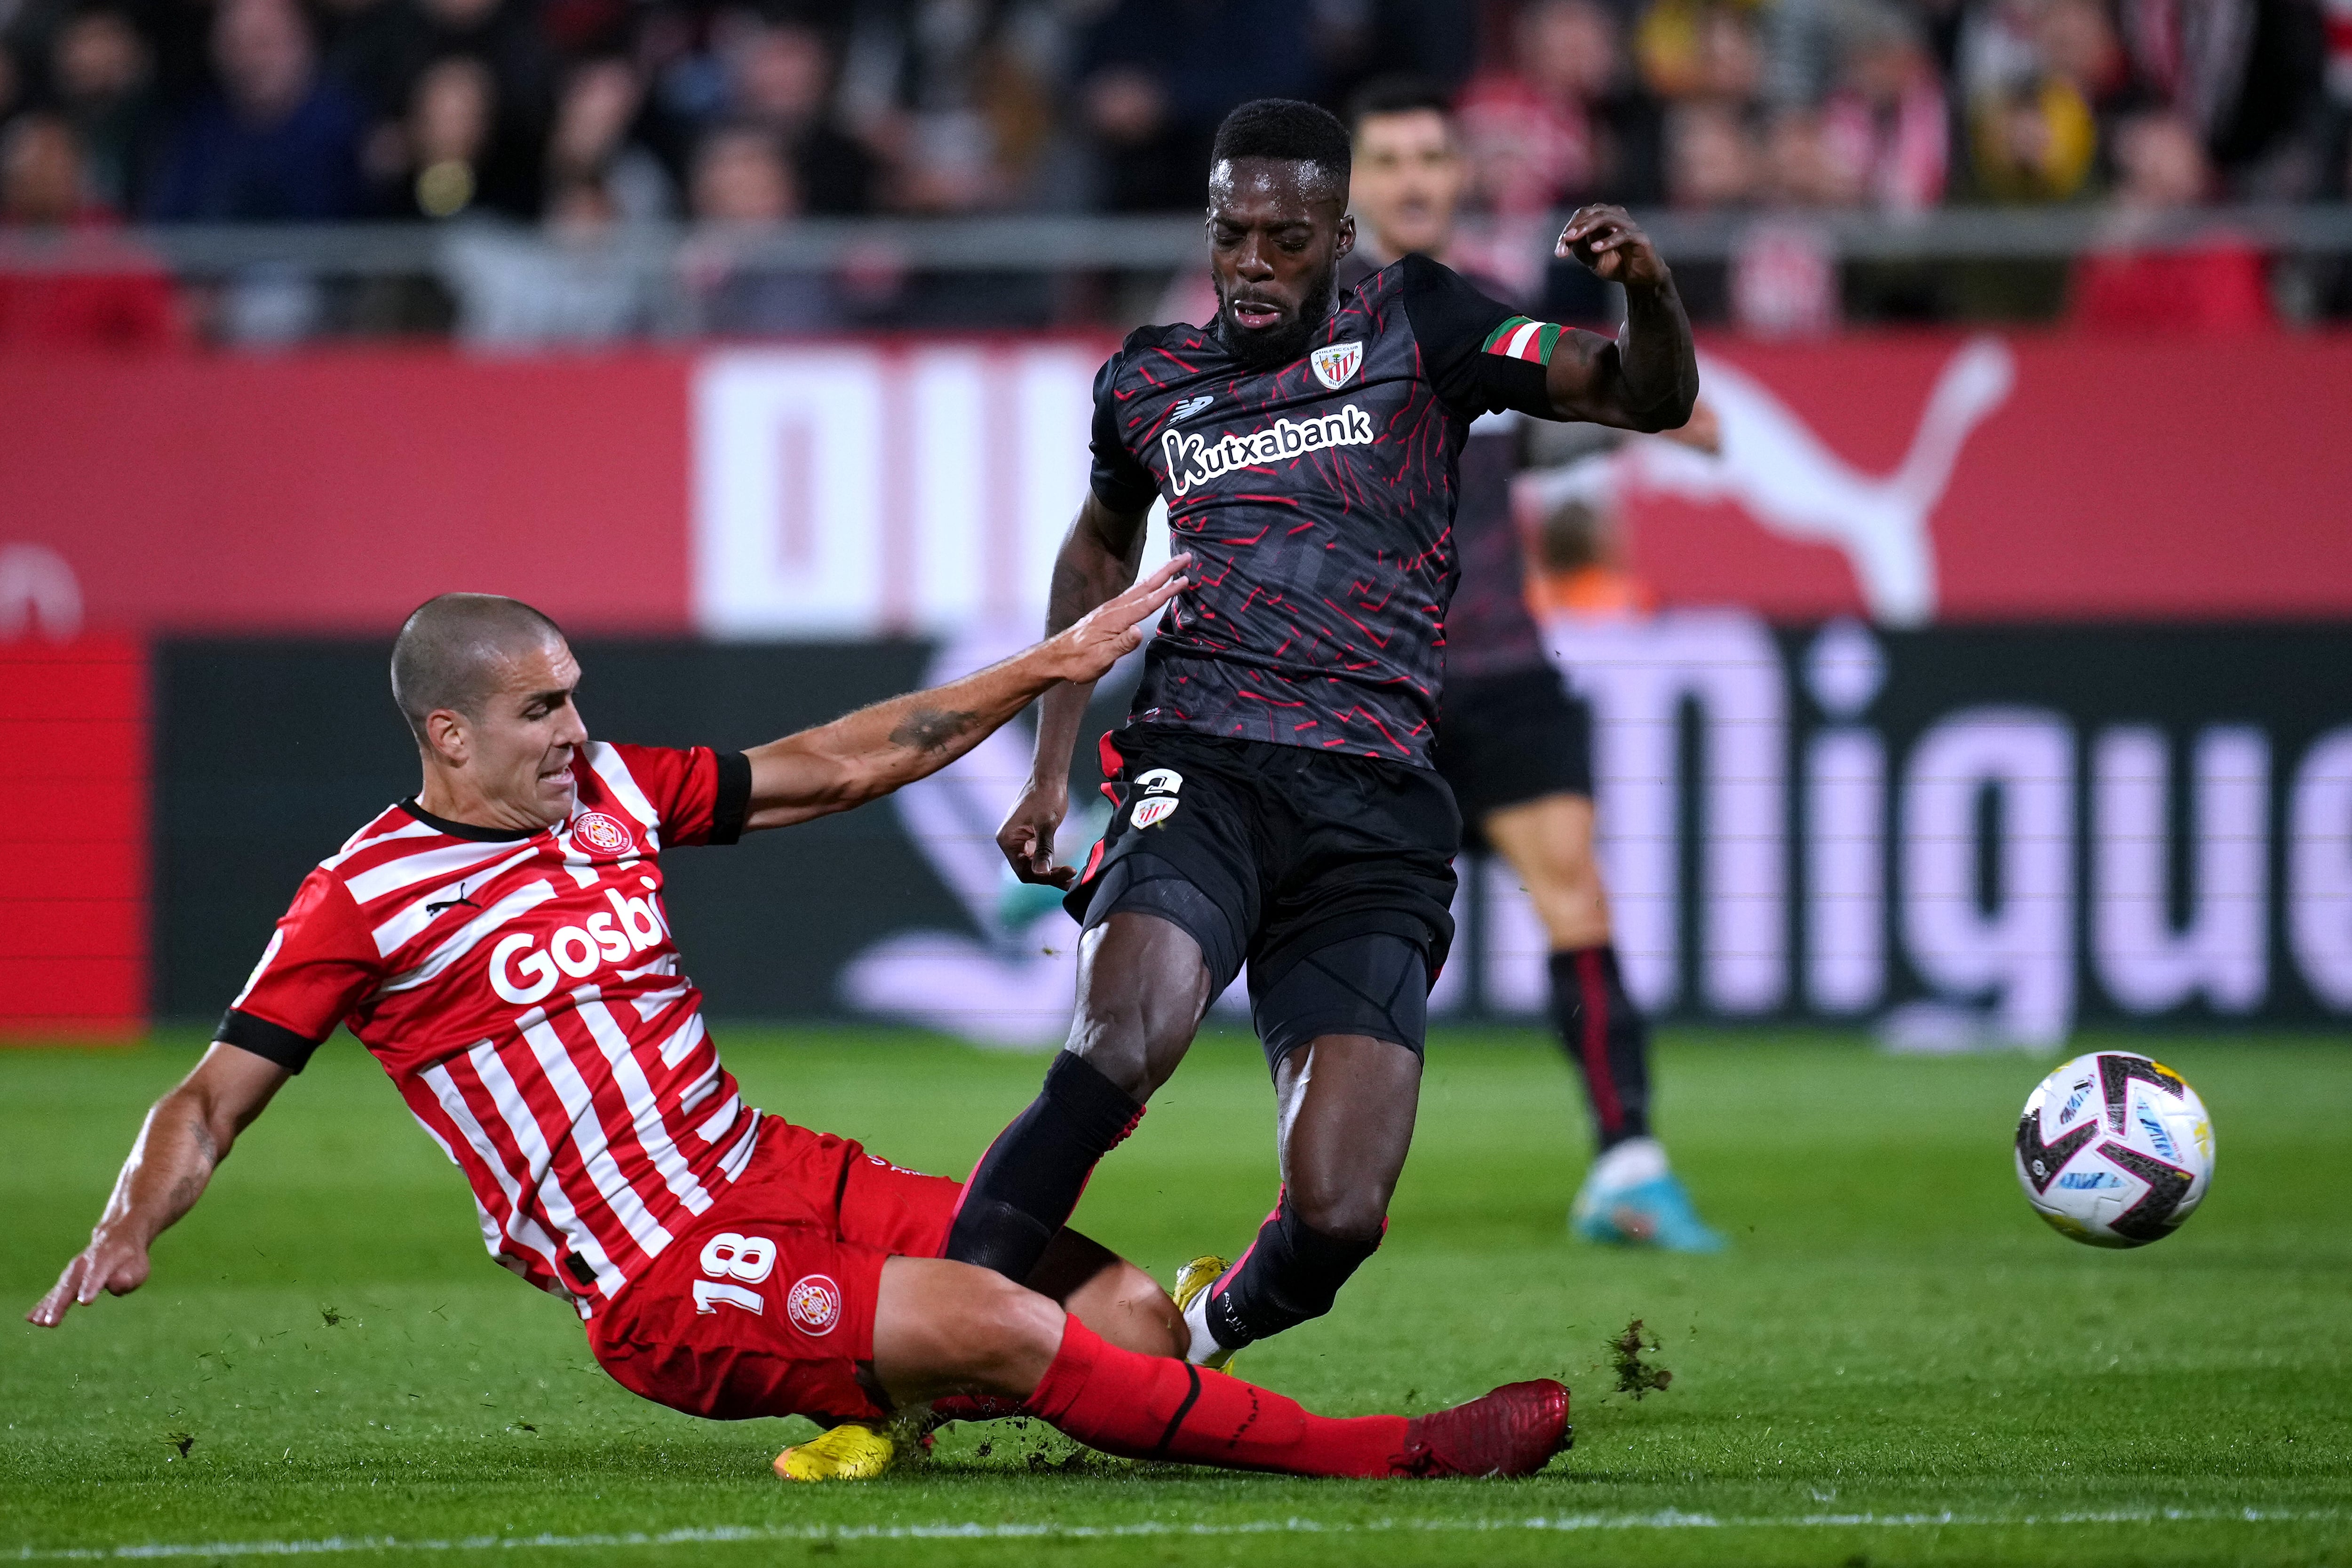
[4,203,2347,338]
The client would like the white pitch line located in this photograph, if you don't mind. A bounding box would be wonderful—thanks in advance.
[8,1507,2343,1560]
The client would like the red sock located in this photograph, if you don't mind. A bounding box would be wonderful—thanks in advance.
[1021,1316,1406,1477]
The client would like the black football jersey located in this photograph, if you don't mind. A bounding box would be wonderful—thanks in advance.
[1090,254,1564,768]
[1337,251,1557,683]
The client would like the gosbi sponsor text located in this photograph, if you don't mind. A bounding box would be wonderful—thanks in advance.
[1160,404,1375,497]
[490,883,672,1003]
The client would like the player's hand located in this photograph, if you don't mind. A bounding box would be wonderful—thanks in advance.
[26,1228,150,1327]
[1557,205,1671,290]
[1040,554,1192,686]
[999,779,1074,888]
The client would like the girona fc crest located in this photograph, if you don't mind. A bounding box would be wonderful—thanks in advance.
[785,1274,842,1335]
[572,811,635,855]
[1310,340,1363,391]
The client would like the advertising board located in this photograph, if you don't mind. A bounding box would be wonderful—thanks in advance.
[149,621,2352,1043]
[3,331,2348,638]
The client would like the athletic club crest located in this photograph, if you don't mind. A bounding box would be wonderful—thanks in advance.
[1133,768,1182,828]
[785,1273,842,1335]
[1310,340,1363,391]
[572,811,635,855]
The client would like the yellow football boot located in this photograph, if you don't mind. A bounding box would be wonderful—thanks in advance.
[772,1421,895,1481]
[1171,1253,1239,1373]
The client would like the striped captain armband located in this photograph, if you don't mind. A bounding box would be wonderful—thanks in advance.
[1482,316,1565,365]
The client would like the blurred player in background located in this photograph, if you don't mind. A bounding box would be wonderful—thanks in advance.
[1344,78,1723,1252]
[29,583,1577,1485]
[953,97,1699,1373]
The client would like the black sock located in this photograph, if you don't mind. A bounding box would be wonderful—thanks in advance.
[942,1051,1144,1281]
[1548,946,1652,1151]
[1204,1196,1381,1350]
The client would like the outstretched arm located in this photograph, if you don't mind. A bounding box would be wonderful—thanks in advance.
[28,1043,291,1326]
[1544,204,1699,435]
[1000,493,1154,887]
[739,543,1181,833]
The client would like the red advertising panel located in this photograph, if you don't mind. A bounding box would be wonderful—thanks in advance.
[0,333,2347,637]
[1616,333,2352,622]
[0,350,693,636]
[0,637,146,1038]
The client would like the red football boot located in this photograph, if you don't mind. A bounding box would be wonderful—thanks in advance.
[1395,1379,1573,1477]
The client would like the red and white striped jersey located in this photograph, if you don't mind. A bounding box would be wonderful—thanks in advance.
[219,742,755,1318]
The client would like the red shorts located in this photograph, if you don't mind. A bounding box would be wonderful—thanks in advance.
[586,1116,962,1427]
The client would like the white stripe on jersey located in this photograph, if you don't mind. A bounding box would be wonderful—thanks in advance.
[654,1010,705,1069]
[230,928,288,1011]
[632,981,691,1026]
[374,878,558,996]
[368,844,544,958]
[346,837,534,906]
[584,742,664,843]
[466,1044,628,1299]
[417,1060,572,1286]
[675,1056,722,1115]
[695,1091,740,1146]
[575,997,715,1219]
[423,1122,532,1275]
[717,1113,761,1181]
[324,815,439,870]
[518,1009,675,1260]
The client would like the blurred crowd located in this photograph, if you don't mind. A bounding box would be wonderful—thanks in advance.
[0,0,2344,340]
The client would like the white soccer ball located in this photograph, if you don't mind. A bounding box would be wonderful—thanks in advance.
[2013,1051,2214,1249]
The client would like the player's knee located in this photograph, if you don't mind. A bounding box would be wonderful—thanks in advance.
[951,1271,1066,1394]
[1096,1260,1184,1358]
[1523,834,1600,901]
[1063,1022,1155,1099]
[1520,849,1608,948]
[1066,982,1200,1099]
[1285,1177,1390,1244]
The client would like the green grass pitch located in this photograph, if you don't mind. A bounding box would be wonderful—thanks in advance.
[3,1026,2348,1566]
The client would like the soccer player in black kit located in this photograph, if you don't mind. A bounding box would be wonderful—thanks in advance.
[1343,77,1724,1252]
[943,98,1698,1371]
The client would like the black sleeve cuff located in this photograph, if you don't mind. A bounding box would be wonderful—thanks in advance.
[1089,475,1159,517]
[709,750,752,845]
[1484,354,1555,420]
[216,1009,326,1073]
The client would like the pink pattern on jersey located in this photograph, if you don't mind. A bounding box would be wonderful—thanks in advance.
[229,743,752,1318]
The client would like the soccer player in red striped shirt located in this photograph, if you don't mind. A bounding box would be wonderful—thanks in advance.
[28,581,1571,1482]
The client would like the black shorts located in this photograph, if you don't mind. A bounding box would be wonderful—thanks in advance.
[1065,729,1460,1066]
[1432,664,1592,851]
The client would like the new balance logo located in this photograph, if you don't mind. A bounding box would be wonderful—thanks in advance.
[1169,394,1215,423]
[1161,404,1375,498]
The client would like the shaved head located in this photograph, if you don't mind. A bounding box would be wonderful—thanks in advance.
[391,593,567,743]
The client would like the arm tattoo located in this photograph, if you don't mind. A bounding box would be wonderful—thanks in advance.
[889,707,979,754]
